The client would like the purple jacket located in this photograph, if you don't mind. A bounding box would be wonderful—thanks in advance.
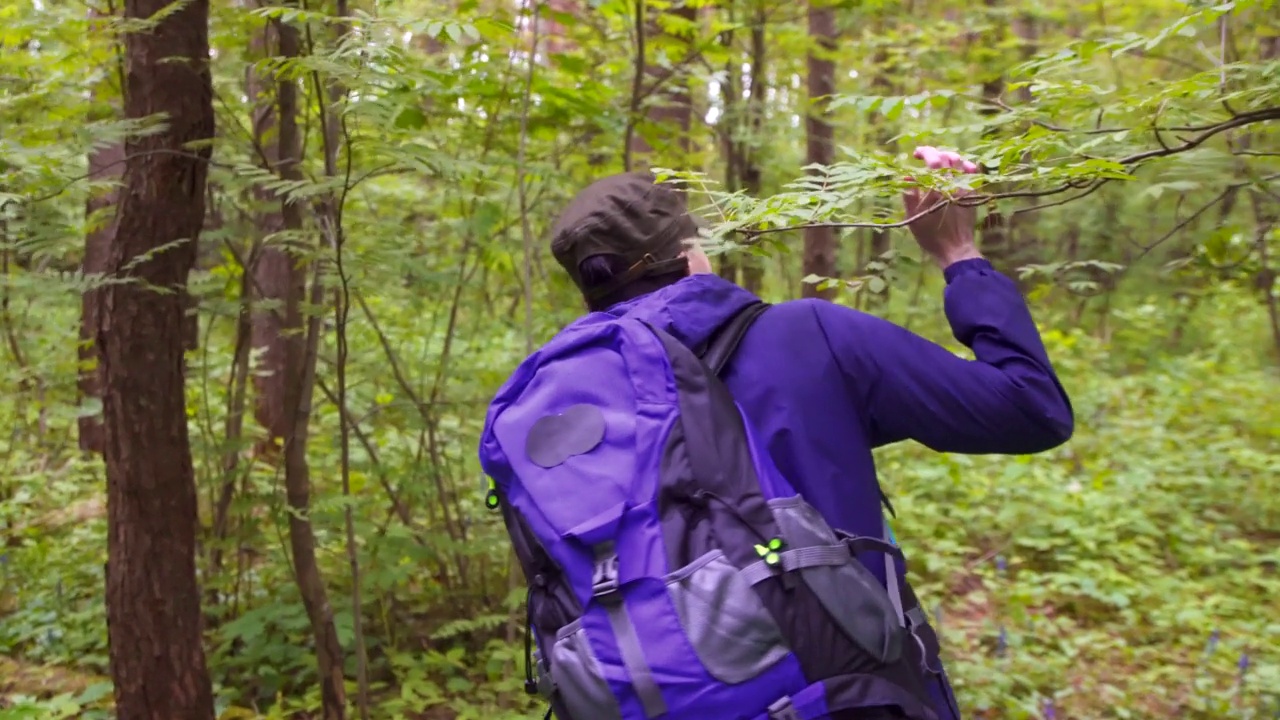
[598,258,1074,719]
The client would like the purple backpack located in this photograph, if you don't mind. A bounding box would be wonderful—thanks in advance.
[478,302,941,720]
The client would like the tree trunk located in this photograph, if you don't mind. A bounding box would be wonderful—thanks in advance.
[977,0,1038,288]
[1254,33,1280,360]
[738,5,767,295]
[717,0,743,285]
[864,20,895,308]
[627,0,696,170]
[1004,9,1039,283]
[248,15,299,453]
[802,0,837,300]
[717,0,739,281]
[1011,11,1037,105]
[79,138,122,457]
[542,0,578,55]
[977,0,1011,275]
[273,12,350,718]
[78,6,125,456]
[209,0,277,595]
[98,0,216,717]
[654,5,696,160]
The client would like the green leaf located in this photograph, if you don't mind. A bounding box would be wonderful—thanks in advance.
[394,105,428,130]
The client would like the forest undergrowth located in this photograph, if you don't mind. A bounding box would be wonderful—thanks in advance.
[1,280,1276,720]
[2,1,1279,716]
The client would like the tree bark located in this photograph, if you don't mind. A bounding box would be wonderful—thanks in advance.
[717,14,768,295]
[977,0,1011,275]
[738,4,767,295]
[864,18,896,308]
[627,0,696,170]
[98,0,216,717]
[977,0,1038,289]
[542,0,578,55]
[272,10,350,718]
[79,139,122,456]
[717,0,743,284]
[1254,33,1279,360]
[248,15,300,454]
[802,0,837,300]
[210,3,275,594]
[78,6,125,456]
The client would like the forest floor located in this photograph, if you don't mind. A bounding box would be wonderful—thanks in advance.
[0,657,104,699]
[1,321,1278,719]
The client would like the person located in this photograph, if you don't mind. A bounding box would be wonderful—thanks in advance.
[541,146,1074,720]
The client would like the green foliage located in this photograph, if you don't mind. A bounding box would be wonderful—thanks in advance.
[0,0,1278,717]
[881,297,1280,718]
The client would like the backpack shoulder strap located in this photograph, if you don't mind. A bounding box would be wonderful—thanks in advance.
[696,301,770,377]
[695,302,898,518]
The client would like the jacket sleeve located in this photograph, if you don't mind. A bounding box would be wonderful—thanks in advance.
[809,258,1074,454]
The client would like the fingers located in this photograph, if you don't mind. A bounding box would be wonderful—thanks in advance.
[913,146,946,168]
[906,146,977,225]
[913,145,979,174]
[902,188,919,212]
[903,188,948,217]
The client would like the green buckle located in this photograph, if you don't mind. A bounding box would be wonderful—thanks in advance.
[754,537,785,566]
[484,477,500,510]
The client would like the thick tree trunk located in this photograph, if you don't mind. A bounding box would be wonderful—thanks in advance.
[78,6,124,456]
[79,139,122,456]
[97,0,216,718]
[802,0,837,300]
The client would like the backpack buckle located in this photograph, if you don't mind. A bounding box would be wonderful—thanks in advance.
[591,545,621,604]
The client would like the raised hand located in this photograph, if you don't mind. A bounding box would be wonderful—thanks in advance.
[902,146,984,269]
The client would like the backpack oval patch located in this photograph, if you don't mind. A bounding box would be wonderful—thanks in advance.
[525,404,606,468]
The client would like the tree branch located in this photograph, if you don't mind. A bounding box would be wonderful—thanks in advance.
[735,106,1280,238]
